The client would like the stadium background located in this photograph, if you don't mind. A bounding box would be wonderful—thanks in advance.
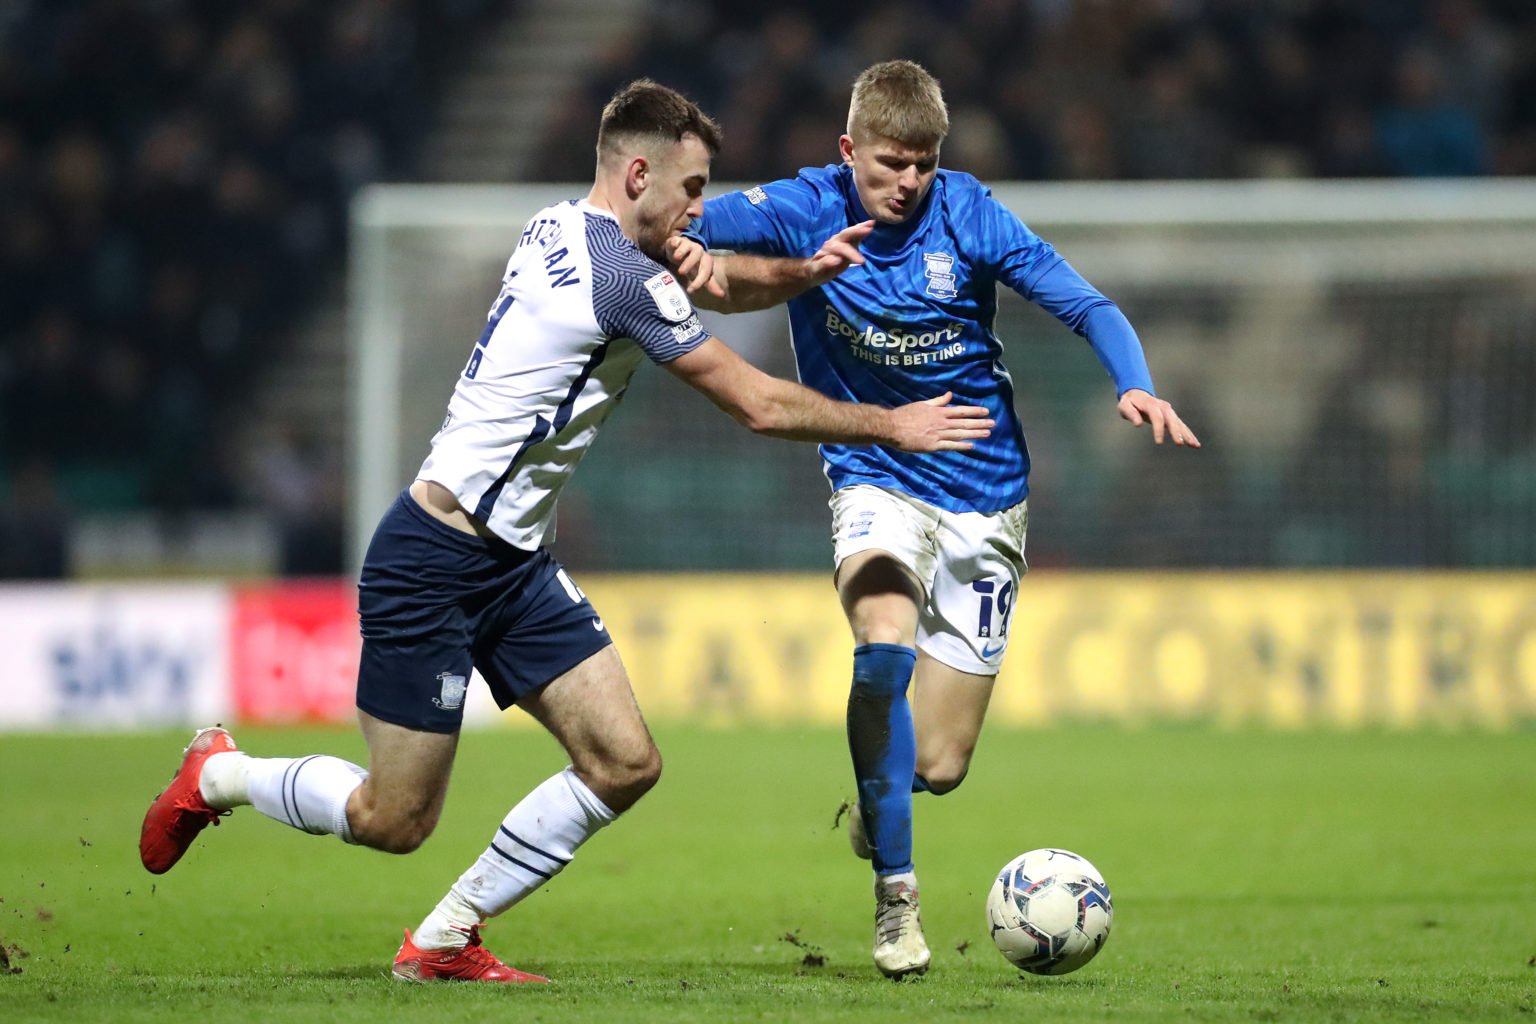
[1,0,1534,733]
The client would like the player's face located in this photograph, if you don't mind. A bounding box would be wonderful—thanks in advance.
[840,132,939,225]
[633,133,711,261]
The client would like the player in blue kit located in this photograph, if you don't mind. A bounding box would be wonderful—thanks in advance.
[137,79,993,984]
[672,60,1201,978]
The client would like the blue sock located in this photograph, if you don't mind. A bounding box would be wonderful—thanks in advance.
[912,773,931,794]
[847,642,917,876]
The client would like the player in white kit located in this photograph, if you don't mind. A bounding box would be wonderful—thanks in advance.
[138,80,994,982]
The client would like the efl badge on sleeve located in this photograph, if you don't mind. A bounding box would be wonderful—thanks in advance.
[644,271,693,322]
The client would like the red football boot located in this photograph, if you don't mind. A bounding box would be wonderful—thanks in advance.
[139,726,238,874]
[392,927,549,983]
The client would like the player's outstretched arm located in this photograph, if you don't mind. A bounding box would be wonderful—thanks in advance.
[666,337,993,452]
[1116,388,1201,447]
[666,221,875,313]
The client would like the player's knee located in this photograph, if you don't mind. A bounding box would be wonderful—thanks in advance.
[854,621,909,647]
[585,742,662,813]
[618,742,663,799]
[917,758,970,796]
[348,804,439,854]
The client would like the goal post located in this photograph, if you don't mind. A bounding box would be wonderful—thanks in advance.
[348,180,1536,573]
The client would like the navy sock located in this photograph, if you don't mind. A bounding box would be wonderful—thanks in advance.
[912,773,931,794]
[847,642,918,875]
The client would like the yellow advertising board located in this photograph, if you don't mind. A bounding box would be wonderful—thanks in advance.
[578,572,1536,729]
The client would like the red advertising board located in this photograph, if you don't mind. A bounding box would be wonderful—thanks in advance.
[231,580,360,724]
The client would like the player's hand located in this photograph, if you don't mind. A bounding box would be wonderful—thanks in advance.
[1117,389,1201,447]
[666,235,726,298]
[805,221,875,285]
[887,391,994,452]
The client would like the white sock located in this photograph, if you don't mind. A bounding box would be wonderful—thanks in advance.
[413,767,617,950]
[200,752,252,809]
[240,755,368,844]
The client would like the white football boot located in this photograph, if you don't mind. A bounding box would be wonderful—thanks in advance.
[872,873,930,979]
[847,801,873,860]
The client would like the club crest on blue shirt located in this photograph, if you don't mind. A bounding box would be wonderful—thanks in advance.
[923,252,957,300]
[433,671,468,710]
[644,270,693,322]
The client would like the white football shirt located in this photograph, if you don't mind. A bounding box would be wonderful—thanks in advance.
[418,200,710,549]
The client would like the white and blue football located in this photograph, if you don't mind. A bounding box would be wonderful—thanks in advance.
[986,847,1113,975]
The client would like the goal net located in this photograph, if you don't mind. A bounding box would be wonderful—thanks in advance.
[348,181,1536,573]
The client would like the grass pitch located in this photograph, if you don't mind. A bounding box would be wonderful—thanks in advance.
[1,724,1533,1022]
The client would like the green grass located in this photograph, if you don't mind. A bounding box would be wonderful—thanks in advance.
[2,725,1534,1022]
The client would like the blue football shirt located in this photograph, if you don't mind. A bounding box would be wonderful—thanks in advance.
[694,165,1154,515]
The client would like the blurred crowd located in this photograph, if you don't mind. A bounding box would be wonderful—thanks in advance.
[3,0,1535,578]
[0,0,493,576]
[538,0,1536,181]
[537,0,1536,571]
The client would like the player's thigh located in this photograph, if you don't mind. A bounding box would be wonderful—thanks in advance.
[911,652,994,790]
[831,485,939,643]
[353,709,459,828]
[517,644,658,808]
[837,548,924,645]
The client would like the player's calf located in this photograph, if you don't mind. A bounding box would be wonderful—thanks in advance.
[847,643,918,875]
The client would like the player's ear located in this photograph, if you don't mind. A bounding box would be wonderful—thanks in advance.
[838,134,856,166]
[625,154,649,199]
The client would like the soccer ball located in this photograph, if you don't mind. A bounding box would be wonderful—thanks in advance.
[985,848,1113,975]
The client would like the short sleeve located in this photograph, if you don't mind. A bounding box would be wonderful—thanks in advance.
[588,223,709,363]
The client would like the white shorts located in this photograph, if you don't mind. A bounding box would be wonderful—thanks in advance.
[829,484,1028,676]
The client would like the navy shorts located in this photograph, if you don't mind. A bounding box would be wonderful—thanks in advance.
[355,491,613,733]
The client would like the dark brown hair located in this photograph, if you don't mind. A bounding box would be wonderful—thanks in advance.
[597,79,722,159]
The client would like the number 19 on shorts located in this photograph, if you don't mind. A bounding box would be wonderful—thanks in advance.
[971,578,1014,639]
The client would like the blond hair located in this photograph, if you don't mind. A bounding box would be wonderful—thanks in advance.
[847,60,949,148]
